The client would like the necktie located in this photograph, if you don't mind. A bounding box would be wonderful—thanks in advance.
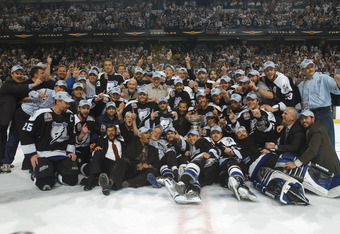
[112,142,120,161]
[284,127,289,144]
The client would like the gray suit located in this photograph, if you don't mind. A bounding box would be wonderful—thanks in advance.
[299,121,340,173]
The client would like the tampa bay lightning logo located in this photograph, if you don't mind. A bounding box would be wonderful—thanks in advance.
[138,108,150,122]
[50,122,69,145]
[107,81,119,94]
[160,117,172,131]
[174,97,182,109]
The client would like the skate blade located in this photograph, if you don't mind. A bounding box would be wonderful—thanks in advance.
[238,187,258,202]
[228,177,241,201]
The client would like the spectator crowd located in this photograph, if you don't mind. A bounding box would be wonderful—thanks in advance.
[0,0,339,32]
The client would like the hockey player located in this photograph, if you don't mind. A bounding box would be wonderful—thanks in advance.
[95,102,119,138]
[149,97,177,136]
[123,87,158,129]
[74,100,97,176]
[168,78,191,110]
[210,126,257,201]
[20,91,78,191]
[165,129,219,203]
[230,92,277,148]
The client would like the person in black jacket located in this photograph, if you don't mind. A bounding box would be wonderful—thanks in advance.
[98,126,160,195]
[263,107,306,156]
[0,65,42,170]
[83,124,124,191]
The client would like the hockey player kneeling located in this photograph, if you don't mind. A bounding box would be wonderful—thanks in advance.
[165,129,220,204]
[21,92,78,191]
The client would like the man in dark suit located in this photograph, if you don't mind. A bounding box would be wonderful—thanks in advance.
[83,124,124,191]
[0,65,42,172]
[98,126,160,195]
[284,110,340,173]
[264,107,306,156]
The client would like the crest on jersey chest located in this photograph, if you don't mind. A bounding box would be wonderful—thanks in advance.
[50,122,69,144]
[138,108,150,122]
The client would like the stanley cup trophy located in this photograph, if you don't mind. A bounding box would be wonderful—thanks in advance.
[187,115,203,131]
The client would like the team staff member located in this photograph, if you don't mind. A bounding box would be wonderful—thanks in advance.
[0,65,42,171]
[298,59,340,148]
[20,92,78,191]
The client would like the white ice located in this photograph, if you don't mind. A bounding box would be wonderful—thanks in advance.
[1,124,340,234]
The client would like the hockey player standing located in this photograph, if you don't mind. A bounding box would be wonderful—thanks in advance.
[20,91,78,191]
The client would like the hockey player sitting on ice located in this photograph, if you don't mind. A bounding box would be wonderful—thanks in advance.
[83,124,125,191]
[275,110,340,198]
[165,129,219,203]
[98,126,160,196]
[230,92,277,148]
[210,126,257,201]
[148,97,178,137]
[20,91,79,191]
[74,100,97,176]
[228,126,309,205]
[147,127,189,187]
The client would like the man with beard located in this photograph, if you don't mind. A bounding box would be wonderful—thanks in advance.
[173,100,191,137]
[98,126,160,195]
[20,92,78,191]
[83,124,125,191]
[124,87,157,129]
[284,110,340,173]
[149,97,177,136]
[187,92,220,129]
[133,67,149,86]
[74,100,97,176]
[95,102,118,138]
[261,61,298,113]
[231,92,277,148]
[247,70,273,105]
[193,68,213,100]
[168,78,191,110]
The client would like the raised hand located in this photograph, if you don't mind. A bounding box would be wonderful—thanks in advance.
[38,89,47,99]
[167,49,172,60]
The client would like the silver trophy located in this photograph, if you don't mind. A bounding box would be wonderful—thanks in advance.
[187,115,203,131]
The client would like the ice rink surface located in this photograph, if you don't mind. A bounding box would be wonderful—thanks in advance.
[1,124,340,234]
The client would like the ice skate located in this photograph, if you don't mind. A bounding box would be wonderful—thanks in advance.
[147,173,163,188]
[238,184,257,202]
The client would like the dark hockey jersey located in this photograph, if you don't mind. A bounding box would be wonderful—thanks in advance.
[21,108,75,160]
[74,114,97,149]
[123,100,158,128]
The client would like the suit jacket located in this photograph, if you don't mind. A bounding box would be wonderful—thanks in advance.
[123,135,160,170]
[277,121,306,156]
[299,121,340,173]
[122,89,138,102]
[95,135,124,158]
[0,77,30,126]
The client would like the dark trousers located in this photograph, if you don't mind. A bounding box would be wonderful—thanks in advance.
[4,108,30,164]
[108,157,158,189]
[0,124,9,164]
[88,150,116,178]
[312,106,335,148]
